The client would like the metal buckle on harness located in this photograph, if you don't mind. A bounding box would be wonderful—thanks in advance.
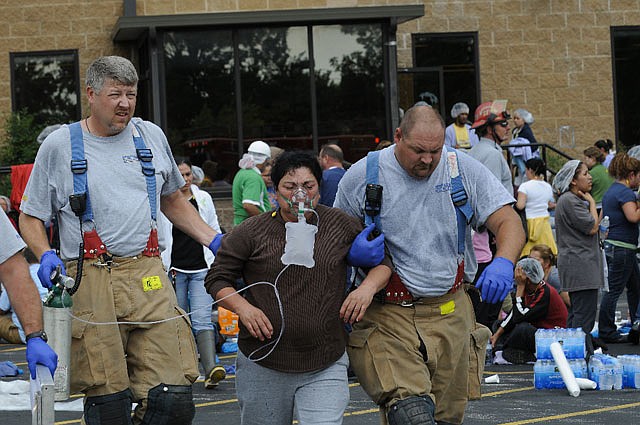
[93,253,119,268]
[137,148,155,176]
[70,159,87,174]
[451,189,467,207]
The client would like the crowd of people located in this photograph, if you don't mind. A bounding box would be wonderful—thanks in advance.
[1,55,639,425]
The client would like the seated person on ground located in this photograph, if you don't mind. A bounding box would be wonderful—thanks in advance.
[490,258,568,364]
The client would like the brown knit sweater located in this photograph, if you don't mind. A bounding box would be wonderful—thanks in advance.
[205,205,367,372]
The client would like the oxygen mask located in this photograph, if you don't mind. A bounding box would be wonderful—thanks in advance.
[287,187,315,223]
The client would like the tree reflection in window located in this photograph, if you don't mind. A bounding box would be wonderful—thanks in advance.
[10,50,80,127]
[163,22,386,177]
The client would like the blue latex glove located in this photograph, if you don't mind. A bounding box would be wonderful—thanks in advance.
[475,256,514,304]
[347,224,385,268]
[37,250,66,289]
[0,361,23,377]
[26,337,58,380]
[208,233,223,256]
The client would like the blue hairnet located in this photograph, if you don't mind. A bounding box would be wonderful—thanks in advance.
[552,160,581,195]
[517,258,544,284]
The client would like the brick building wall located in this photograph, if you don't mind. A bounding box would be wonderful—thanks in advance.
[1,0,639,158]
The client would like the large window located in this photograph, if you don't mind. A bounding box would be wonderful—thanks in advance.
[163,29,237,180]
[162,23,386,186]
[10,50,81,126]
[398,33,479,124]
[612,27,640,148]
[315,24,386,160]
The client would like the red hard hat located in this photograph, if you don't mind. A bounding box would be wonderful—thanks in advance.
[471,100,510,129]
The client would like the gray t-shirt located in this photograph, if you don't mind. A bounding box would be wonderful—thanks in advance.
[21,118,183,259]
[554,192,603,292]
[469,137,513,194]
[0,212,25,264]
[334,145,514,297]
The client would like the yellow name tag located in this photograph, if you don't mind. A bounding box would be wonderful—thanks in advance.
[142,276,163,292]
[440,300,455,315]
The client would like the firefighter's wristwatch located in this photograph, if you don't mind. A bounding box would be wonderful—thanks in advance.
[25,330,48,342]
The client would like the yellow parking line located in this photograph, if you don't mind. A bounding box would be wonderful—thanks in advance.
[0,346,25,353]
[482,386,535,397]
[499,401,640,425]
[195,398,238,407]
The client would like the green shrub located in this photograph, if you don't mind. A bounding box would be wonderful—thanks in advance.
[0,110,44,197]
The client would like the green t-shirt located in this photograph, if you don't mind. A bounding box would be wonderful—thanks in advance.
[232,168,272,225]
[589,163,614,204]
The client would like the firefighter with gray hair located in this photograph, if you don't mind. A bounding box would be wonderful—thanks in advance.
[19,56,222,424]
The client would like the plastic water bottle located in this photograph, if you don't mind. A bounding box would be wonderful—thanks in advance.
[601,357,614,390]
[599,215,610,240]
[485,341,493,366]
[589,354,603,389]
[575,328,586,359]
[534,360,545,389]
[535,329,552,360]
[613,358,623,390]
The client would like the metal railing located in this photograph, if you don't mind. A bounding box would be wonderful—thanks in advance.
[502,142,574,180]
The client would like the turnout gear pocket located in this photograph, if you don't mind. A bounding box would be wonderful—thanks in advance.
[174,306,200,383]
[347,325,396,404]
[71,312,107,393]
[469,323,491,400]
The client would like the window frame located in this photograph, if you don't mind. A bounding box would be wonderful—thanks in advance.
[9,49,82,123]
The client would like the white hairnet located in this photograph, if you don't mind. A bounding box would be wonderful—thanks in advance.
[517,258,544,284]
[450,102,470,119]
[627,145,640,160]
[514,108,534,125]
[191,165,204,184]
[238,152,269,169]
[552,160,581,195]
[0,195,11,212]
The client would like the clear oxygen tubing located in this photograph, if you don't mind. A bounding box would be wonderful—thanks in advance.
[58,207,321,362]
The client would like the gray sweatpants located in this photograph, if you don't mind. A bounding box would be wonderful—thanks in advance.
[236,350,349,425]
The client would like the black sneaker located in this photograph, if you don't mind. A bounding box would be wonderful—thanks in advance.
[502,348,537,364]
[629,321,640,345]
[601,334,628,344]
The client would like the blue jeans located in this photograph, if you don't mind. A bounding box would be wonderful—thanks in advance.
[598,243,640,339]
[172,270,215,334]
[236,350,349,425]
[512,156,526,177]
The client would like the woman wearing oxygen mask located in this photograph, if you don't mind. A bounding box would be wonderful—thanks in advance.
[205,151,392,425]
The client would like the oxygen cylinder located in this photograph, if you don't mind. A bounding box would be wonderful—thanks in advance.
[43,267,74,401]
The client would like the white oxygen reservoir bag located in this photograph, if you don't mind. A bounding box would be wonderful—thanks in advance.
[281,216,317,268]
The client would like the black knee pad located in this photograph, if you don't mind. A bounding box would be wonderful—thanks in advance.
[84,389,133,425]
[140,384,195,425]
[387,395,436,425]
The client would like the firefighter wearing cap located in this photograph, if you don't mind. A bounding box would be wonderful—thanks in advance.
[232,140,273,225]
[469,101,513,193]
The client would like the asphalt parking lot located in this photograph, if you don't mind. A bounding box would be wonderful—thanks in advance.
[1,340,639,424]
